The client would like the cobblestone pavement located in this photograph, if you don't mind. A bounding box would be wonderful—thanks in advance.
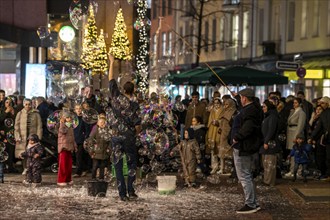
[0,172,329,220]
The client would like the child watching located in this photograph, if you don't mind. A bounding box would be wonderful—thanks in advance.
[191,116,208,175]
[20,134,44,186]
[288,134,312,182]
[171,128,201,187]
[57,111,77,186]
[84,115,111,180]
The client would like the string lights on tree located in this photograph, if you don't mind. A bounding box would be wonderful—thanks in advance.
[93,29,108,75]
[109,8,132,61]
[136,0,149,94]
[80,3,98,71]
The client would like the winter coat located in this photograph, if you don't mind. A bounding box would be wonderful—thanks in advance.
[191,124,207,149]
[311,108,330,145]
[185,101,208,128]
[86,127,111,160]
[174,139,201,172]
[289,143,312,164]
[286,107,306,149]
[21,143,44,168]
[232,102,263,156]
[260,109,281,155]
[57,122,77,153]
[206,106,223,153]
[218,99,237,158]
[14,109,42,158]
[74,115,89,145]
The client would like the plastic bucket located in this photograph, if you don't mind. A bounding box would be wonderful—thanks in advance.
[156,176,177,195]
[86,180,108,197]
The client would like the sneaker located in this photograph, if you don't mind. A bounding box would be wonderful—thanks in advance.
[31,183,41,187]
[128,192,138,199]
[22,169,27,175]
[236,205,259,214]
[196,167,202,173]
[23,180,31,185]
[120,196,129,201]
[284,172,293,178]
[57,182,67,187]
[256,205,261,211]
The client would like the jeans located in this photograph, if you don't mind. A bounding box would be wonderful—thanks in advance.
[112,135,137,197]
[75,144,89,175]
[233,149,258,208]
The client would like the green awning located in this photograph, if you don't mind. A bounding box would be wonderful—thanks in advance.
[168,66,288,86]
[210,66,288,86]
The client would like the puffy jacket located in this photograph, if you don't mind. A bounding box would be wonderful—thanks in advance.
[57,122,77,153]
[289,143,312,164]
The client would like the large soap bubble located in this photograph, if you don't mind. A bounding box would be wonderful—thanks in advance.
[82,108,98,124]
[69,0,89,30]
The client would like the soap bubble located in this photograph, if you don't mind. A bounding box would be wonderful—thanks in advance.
[46,110,62,135]
[278,134,286,142]
[4,118,14,128]
[6,130,16,145]
[82,108,98,124]
[0,151,8,162]
[128,169,136,177]
[0,142,5,152]
[268,140,276,149]
[37,26,50,39]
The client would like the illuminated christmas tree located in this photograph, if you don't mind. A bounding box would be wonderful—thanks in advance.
[109,8,132,61]
[81,4,98,70]
[93,29,108,75]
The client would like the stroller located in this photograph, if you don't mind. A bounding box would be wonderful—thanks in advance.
[40,133,58,173]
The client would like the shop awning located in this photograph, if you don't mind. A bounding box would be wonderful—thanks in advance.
[168,66,288,86]
[302,56,330,69]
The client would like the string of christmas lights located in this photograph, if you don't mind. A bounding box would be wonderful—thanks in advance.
[136,0,149,94]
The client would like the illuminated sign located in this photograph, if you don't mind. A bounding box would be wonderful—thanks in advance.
[25,64,46,98]
[59,26,75,42]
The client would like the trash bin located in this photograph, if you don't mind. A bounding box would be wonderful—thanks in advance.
[157,176,176,195]
[86,180,108,197]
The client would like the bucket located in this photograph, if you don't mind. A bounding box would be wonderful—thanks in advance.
[86,180,108,197]
[156,176,177,195]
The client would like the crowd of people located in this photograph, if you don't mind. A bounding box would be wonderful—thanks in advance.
[0,61,329,212]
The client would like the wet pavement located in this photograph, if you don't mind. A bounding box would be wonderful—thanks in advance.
[1,172,329,220]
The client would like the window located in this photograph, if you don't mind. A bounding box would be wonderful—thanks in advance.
[232,14,239,46]
[301,0,307,39]
[312,0,320,37]
[204,21,209,52]
[288,2,295,41]
[162,32,167,56]
[273,6,280,41]
[162,0,166,16]
[212,19,217,51]
[168,0,172,15]
[242,11,249,48]
[152,0,157,19]
[219,17,225,50]
[168,32,172,55]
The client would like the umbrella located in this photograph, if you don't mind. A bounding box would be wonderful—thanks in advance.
[170,67,210,85]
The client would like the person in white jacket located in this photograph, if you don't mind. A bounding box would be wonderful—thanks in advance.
[285,97,306,177]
